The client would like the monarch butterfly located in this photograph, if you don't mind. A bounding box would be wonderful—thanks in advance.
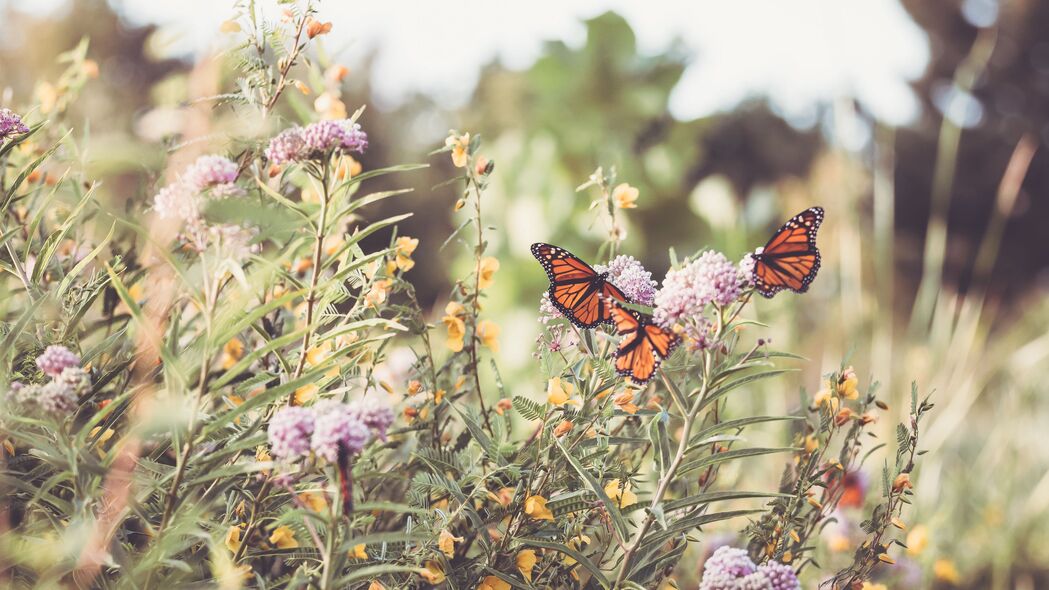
[606,299,680,385]
[751,207,824,298]
[530,243,629,328]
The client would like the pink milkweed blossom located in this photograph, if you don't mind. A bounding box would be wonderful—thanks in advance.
[347,397,395,441]
[267,120,368,165]
[265,126,306,165]
[757,561,801,590]
[37,381,79,414]
[310,400,372,462]
[182,155,239,193]
[36,345,81,377]
[268,406,316,461]
[152,182,201,223]
[0,108,29,139]
[699,546,799,590]
[595,255,657,305]
[653,250,744,349]
[55,367,91,397]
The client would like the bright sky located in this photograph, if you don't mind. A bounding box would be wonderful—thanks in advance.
[24,0,933,125]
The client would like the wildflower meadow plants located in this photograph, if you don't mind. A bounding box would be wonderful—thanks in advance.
[0,4,936,590]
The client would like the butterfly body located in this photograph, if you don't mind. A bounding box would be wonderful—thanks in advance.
[607,300,680,385]
[531,243,628,328]
[751,206,824,298]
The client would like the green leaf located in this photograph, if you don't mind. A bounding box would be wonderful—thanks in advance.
[519,538,611,589]
[553,437,630,543]
[678,446,799,477]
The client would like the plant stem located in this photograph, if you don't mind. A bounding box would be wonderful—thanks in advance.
[614,351,714,588]
[288,165,331,403]
[466,169,493,434]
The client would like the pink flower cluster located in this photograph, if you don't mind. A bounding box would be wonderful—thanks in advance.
[699,546,799,590]
[8,345,91,416]
[265,119,368,165]
[0,108,30,139]
[652,250,748,349]
[596,255,657,305]
[267,397,393,463]
[151,154,257,255]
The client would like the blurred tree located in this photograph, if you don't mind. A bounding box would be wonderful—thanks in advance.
[897,0,1049,304]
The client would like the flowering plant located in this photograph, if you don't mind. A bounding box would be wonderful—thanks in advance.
[0,4,933,590]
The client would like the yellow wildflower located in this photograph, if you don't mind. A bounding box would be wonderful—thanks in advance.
[368,582,386,590]
[564,534,591,566]
[293,383,318,406]
[934,559,961,584]
[524,495,554,521]
[268,526,298,549]
[612,183,639,209]
[477,256,500,289]
[445,132,471,168]
[420,561,446,584]
[906,524,928,556]
[614,391,639,415]
[224,525,243,553]
[221,338,244,370]
[350,543,368,559]
[89,427,115,458]
[434,389,446,405]
[365,279,392,308]
[893,473,912,492]
[477,319,500,352]
[553,420,574,437]
[305,17,333,38]
[837,366,859,399]
[293,80,311,95]
[299,492,329,513]
[604,479,638,508]
[804,434,819,454]
[443,301,467,352]
[478,575,510,590]
[861,583,887,590]
[394,236,419,272]
[488,487,514,508]
[438,529,463,557]
[546,377,574,405]
[516,549,537,582]
[335,155,362,180]
[326,64,350,83]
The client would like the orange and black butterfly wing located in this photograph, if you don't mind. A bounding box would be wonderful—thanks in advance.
[608,301,680,385]
[531,243,627,328]
[753,207,823,298]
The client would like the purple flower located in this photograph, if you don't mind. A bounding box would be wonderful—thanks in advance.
[265,126,306,165]
[55,367,91,397]
[757,562,800,590]
[339,121,368,153]
[267,120,368,165]
[311,401,372,461]
[152,182,201,222]
[347,397,394,441]
[36,345,80,377]
[700,546,758,590]
[268,406,316,461]
[738,251,757,284]
[37,381,79,414]
[182,155,239,192]
[8,381,37,405]
[699,546,799,590]
[538,292,564,324]
[0,108,29,139]
[653,250,744,349]
[595,255,657,305]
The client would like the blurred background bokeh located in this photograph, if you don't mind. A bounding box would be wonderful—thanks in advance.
[2,0,1047,587]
